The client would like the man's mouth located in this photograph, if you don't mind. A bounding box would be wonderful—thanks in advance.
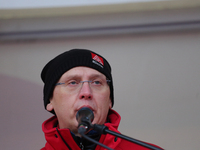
[78,105,94,111]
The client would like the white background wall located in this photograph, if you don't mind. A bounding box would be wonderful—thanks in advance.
[0,0,162,9]
[0,1,200,150]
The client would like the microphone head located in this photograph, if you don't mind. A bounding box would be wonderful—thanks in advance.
[76,107,94,125]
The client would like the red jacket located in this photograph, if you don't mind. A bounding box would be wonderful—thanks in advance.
[41,109,162,150]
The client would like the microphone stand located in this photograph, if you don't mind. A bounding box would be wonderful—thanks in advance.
[92,124,163,150]
[78,115,162,150]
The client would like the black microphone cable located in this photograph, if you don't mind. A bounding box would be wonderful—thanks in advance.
[78,126,114,150]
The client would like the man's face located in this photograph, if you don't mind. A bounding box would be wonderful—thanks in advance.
[46,67,112,135]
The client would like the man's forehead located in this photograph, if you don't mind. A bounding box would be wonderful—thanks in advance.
[60,66,106,79]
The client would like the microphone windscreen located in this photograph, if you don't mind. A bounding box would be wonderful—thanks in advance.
[76,107,94,124]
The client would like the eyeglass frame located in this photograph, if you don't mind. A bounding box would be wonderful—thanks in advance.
[55,79,111,92]
[56,80,110,85]
[55,79,111,93]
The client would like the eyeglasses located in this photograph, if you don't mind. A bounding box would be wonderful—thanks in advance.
[56,79,111,92]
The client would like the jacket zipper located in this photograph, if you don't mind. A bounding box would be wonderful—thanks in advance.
[80,142,84,150]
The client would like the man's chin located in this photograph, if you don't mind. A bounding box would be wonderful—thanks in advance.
[71,128,79,136]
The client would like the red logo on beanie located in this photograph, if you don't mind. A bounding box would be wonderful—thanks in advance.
[91,53,104,66]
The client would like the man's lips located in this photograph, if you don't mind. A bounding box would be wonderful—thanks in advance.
[78,105,94,111]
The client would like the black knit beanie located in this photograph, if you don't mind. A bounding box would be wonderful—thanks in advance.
[41,49,114,114]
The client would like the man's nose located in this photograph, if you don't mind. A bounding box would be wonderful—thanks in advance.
[79,82,93,100]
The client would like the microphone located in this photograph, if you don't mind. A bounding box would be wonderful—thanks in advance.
[76,107,94,134]
[76,107,114,150]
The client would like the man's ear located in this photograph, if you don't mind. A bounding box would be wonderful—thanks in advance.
[109,99,112,109]
[46,102,54,111]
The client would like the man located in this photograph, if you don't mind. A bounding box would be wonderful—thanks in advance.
[41,49,162,150]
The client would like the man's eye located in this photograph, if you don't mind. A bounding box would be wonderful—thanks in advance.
[93,80,101,85]
[69,81,78,85]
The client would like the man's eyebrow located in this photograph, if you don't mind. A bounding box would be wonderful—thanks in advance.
[89,74,106,79]
[62,73,106,81]
[61,75,81,81]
